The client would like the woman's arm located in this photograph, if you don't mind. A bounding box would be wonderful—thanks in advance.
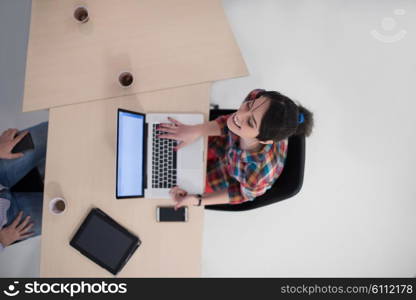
[190,190,230,206]
[170,187,229,208]
[158,117,221,150]
[197,120,222,137]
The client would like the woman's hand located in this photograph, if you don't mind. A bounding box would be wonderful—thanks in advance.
[169,186,198,210]
[157,117,202,150]
[0,129,28,159]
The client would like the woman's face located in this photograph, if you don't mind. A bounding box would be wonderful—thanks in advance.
[226,96,270,140]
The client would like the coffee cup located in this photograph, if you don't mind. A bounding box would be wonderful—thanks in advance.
[118,72,134,88]
[74,6,89,23]
[49,197,67,215]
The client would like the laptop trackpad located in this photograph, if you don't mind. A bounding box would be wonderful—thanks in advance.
[176,136,204,194]
[178,169,203,194]
[178,140,203,169]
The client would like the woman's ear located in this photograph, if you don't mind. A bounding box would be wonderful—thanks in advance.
[259,140,274,145]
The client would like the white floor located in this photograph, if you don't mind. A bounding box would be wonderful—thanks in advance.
[1,0,415,277]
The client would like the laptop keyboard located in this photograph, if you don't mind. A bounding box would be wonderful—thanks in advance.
[152,124,178,189]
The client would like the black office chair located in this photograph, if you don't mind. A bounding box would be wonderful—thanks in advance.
[205,109,305,211]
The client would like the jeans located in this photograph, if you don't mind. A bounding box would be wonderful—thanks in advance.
[0,122,48,239]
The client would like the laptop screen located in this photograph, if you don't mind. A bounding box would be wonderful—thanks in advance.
[116,109,146,198]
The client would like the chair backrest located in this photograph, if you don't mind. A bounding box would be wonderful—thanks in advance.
[205,109,305,211]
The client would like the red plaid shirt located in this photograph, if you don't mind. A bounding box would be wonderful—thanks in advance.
[206,114,288,204]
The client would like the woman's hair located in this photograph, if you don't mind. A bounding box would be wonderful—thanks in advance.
[245,89,314,142]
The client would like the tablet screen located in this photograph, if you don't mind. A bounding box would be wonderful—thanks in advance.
[70,208,140,274]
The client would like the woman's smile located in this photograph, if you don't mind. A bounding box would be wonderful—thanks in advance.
[233,113,242,128]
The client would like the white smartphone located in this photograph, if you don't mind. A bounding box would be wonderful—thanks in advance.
[156,206,188,222]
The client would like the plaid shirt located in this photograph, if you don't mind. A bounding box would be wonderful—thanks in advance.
[207,100,288,205]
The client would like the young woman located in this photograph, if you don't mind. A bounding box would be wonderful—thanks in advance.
[158,89,313,208]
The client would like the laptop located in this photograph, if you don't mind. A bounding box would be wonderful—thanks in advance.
[116,109,204,199]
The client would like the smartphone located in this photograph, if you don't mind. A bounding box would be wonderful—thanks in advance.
[156,206,188,222]
[12,132,35,153]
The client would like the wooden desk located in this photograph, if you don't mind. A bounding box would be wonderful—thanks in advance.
[40,83,210,277]
[23,0,248,112]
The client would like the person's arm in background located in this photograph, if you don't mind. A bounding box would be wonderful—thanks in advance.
[0,212,34,250]
[0,128,28,159]
[158,116,224,150]
[0,128,34,249]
